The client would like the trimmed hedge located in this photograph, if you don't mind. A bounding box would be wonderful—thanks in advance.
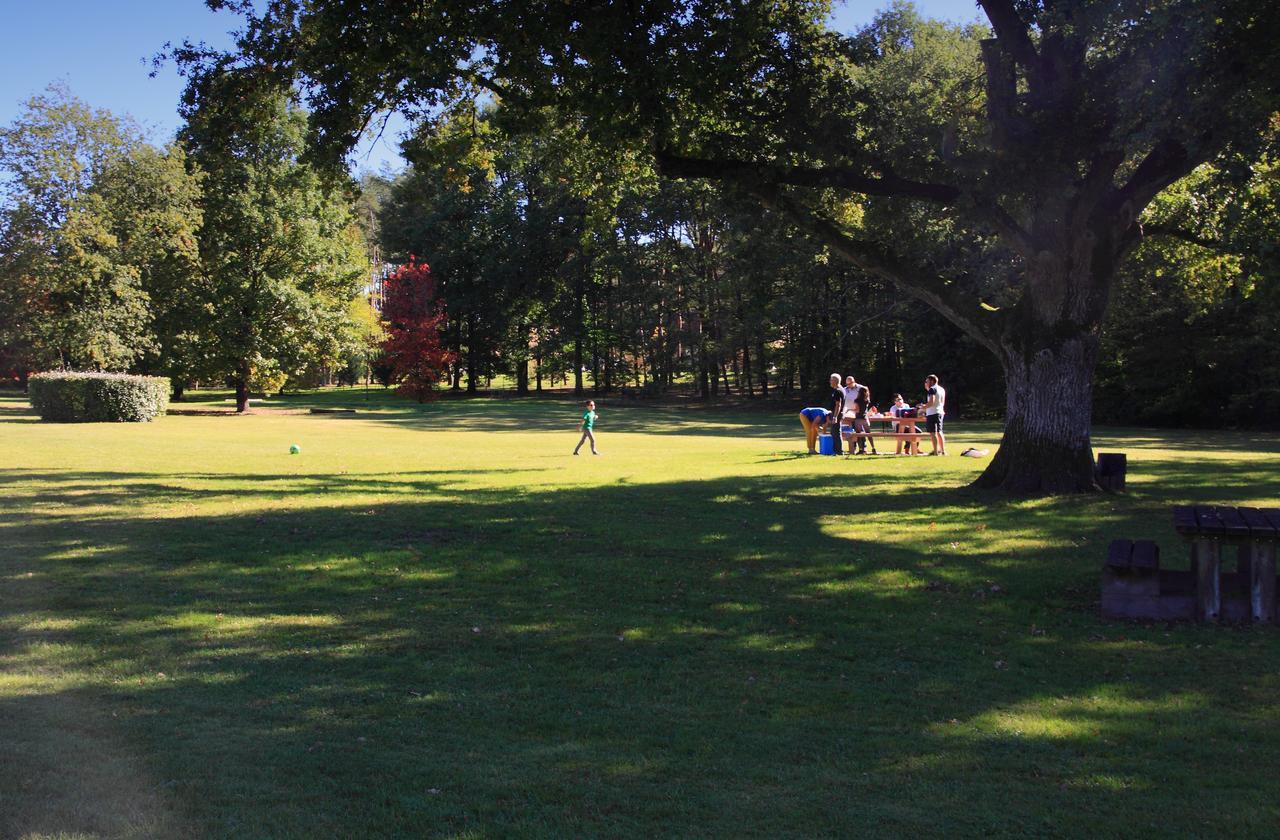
[28,372,170,423]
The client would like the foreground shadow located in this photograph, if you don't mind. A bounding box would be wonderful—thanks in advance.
[2,467,1280,836]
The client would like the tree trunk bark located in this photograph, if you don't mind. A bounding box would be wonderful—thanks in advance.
[466,315,479,394]
[516,356,528,394]
[757,340,769,397]
[573,336,584,396]
[974,335,1100,493]
[234,362,251,413]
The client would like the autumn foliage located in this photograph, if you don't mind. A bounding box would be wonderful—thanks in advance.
[379,259,454,401]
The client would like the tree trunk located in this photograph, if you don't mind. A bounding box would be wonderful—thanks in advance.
[974,335,1100,493]
[757,340,769,397]
[234,362,250,413]
[466,315,479,394]
[516,357,529,394]
[573,336,584,396]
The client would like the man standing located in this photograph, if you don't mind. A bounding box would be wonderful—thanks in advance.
[924,374,947,455]
[827,373,845,455]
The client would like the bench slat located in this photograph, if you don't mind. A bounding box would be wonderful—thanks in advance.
[1217,506,1252,537]
[1173,506,1199,535]
[1107,539,1134,569]
[1262,509,1280,536]
[1239,508,1277,538]
[1194,506,1227,536]
[1131,540,1160,570]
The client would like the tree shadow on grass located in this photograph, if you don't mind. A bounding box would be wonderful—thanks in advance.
[3,470,1280,835]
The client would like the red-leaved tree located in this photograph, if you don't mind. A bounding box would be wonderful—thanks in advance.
[379,259,454,402]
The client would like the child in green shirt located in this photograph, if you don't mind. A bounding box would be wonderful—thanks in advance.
[573,400,599,455]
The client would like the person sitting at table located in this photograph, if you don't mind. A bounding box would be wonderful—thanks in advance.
[888,393,921,456]
[798,406,833,454]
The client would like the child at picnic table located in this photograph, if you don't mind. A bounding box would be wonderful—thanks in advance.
[573,400,600,455]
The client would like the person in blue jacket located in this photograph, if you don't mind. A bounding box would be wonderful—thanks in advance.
[798,406,832,454]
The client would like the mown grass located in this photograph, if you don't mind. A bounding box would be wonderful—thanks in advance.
[1,389,1278,838]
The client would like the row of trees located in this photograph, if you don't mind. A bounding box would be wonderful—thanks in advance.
[369,103,1001,412]
[0,81,372,411]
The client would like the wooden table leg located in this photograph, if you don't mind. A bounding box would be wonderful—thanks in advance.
[1194,538,1221,622]
[1250,541,1277,624]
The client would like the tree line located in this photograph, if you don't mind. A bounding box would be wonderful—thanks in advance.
[0,81,372,412]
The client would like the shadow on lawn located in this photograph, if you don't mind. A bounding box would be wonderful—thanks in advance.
[3,467,1280,835]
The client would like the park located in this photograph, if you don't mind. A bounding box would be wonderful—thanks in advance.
[3,0,1280,837]
[3,389,1279,836]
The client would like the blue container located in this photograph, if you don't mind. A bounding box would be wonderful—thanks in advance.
[818,434,835,455]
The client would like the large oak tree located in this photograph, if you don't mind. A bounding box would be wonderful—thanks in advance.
[186,0,1280,491]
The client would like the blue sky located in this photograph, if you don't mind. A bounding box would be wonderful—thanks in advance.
[0,0,984,175]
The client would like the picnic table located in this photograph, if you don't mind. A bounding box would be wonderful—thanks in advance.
[1173,505,1280,623]
[850,413,933,438]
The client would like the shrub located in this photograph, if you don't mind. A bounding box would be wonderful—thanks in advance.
[28,371,171,422]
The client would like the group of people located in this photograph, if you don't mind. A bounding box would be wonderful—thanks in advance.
[799,373,947,457]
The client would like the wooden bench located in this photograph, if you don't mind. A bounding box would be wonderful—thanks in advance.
[1174,505,1279,623]
[1101,539,1169,619]
[1101,507,1279,623]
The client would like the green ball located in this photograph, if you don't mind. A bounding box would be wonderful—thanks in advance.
[289,444,301,455]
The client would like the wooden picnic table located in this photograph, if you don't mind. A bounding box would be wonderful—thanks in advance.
[1173,505,1280,622]
[845,414,933,439]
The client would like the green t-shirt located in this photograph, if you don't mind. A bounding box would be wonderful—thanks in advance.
[582,410,596,429]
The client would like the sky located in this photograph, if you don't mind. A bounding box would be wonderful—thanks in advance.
[0,0,985,176]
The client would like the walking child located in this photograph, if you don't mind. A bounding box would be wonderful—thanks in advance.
[573,400,600,455]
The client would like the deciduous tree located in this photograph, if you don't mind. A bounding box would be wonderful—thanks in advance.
[179,69,367,411]
[379,259,454,401]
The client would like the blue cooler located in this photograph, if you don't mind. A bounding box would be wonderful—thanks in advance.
[818,434,835,455]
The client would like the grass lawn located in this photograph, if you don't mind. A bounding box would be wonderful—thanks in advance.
[2,388,1279,838]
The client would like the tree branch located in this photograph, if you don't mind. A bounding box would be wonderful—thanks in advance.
[657,149,1037,260]
[1113,139,1192,213]
[1141,223,1231,252]
[978,0,1038,70]
[751,184,1000,354]
[654,151,961,203]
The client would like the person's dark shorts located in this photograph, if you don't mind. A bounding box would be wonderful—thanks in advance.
[927,413,944,433]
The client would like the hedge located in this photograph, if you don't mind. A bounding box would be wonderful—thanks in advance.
[28,371,171,423]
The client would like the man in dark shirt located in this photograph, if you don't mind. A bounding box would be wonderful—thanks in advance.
[827,373,845,454]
